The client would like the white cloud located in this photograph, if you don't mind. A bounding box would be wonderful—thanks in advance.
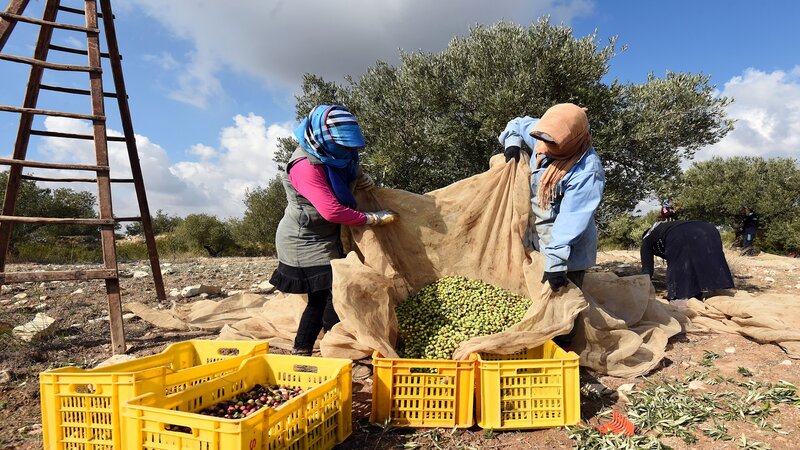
[694,67,800,161]
[128,0,593,108]
[169,113,293,217]
[143,51,179,71]
[167,51,224,109]
[35,117,202,217]
[63,36,84,51]
[188,143,216,160]
[34,114,292,218]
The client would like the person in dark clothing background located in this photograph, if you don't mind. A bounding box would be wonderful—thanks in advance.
[741,206,759,254]
[640,220,735,301]
[658,198,678,222]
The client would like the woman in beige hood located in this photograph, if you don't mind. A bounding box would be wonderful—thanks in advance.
[499,103,605,293]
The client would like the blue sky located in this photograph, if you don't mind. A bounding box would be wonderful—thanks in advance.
[1,0,799,217]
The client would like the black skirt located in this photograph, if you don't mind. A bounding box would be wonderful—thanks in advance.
[664,222,735,299]
[269,262,333,294]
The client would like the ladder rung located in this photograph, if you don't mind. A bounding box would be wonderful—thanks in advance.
[0,53,100,72]
[0,215,114,225]
[0,105,104,121]
[20,174,135,183]
[57,5,112,19]
[21,174,92,183]
[0,269,118,284]
[30,129,127,142]
[40,84,119,98]
[49,44,112,59]
[0,157,109,172]
[114,216,142,222]
[21,174,93,183]
[0,12,99,33]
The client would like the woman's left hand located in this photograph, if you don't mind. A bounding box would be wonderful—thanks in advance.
[365,210,398,226]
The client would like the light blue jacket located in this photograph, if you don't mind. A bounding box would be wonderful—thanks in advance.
[499,116,605,273]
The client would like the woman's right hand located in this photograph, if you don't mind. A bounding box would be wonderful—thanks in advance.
[365,210,398,226]
[504,145,521,163]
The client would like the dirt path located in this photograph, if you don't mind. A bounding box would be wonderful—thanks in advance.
[1,251,798,449]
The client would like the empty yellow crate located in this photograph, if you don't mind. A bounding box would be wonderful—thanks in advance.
[475,340,580,430]
[370,352,475,428]
[40,339,269,450]
[124,354,352,450]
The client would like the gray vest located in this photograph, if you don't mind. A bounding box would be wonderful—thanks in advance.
[274,147,343,267]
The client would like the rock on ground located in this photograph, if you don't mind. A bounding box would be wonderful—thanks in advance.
[181,284,222,298]
[12,313,55,342]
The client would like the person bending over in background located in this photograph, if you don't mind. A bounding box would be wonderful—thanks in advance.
[640,220,734,301]
[740,206,759,255]
[269,105,397,357]
[499,103,605,292]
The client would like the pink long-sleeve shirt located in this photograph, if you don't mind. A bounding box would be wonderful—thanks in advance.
[289,158,367,226]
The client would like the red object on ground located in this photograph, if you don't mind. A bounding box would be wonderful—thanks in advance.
[595,410,635,436]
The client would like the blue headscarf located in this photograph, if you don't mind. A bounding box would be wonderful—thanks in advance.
[293,105,364,208]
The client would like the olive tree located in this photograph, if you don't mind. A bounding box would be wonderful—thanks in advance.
[276,19,732,223]
[230,177,287,254]
[677,156,800,254]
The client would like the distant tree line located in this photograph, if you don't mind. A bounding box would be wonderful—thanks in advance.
[0,169,288,260]
[0,171,98,250]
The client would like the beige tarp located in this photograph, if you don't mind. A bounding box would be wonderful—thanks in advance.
[126,293,269,331]
[685,293,800,358]
[128,155,692,378]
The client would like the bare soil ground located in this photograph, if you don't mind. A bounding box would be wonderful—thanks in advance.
[1,250,799,450]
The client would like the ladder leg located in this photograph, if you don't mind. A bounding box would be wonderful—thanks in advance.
[0,0,31,51]
[0,0,59,275]
[99,0,166,300]
[86,0,125,353]
[105,278,125,354]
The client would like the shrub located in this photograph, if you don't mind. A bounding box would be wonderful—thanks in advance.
[598,210,659,250]
[169,214,236,257]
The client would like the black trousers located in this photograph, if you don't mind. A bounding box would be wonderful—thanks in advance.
[567,271,585,288]
[293,289,340,351]
[743,229,756,248]
[554,270,585,347]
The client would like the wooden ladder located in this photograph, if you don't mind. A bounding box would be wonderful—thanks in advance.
[0,0,166,354]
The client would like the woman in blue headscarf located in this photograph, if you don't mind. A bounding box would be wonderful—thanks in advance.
[269,105,396,357]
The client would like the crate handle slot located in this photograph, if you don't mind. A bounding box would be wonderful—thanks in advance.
[409,367,439,374]
[70,383,99,394]
[216,347,241,356]
[163,423,197,436]
[515,367,544,374]
[293,364,319,373]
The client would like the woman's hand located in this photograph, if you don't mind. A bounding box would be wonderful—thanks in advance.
[365,210,398,226]
[504,145,521,163]
[541,271,569,292]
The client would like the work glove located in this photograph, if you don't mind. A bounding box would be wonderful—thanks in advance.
[354,172,375,191]
[365,210,398,226]
[504,145,521,163]
[541,271,569,292]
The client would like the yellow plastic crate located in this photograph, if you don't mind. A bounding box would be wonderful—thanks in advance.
[40,340,269,450]
[370,352,475,428]
[124,354,352,450]
[474,340,580,430]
